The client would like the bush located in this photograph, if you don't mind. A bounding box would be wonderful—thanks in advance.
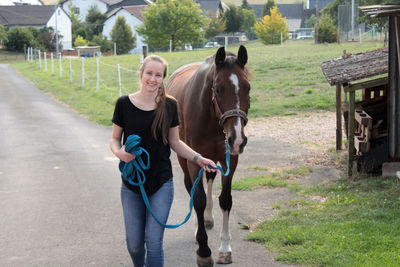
[316,14,337,43]
[89,34,112,52]
[74,35,88,47]
[5,27,34,52]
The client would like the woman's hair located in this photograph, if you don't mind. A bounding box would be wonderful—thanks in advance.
[139,55,170,144]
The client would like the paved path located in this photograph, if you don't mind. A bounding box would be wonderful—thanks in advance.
[0,64,318,266]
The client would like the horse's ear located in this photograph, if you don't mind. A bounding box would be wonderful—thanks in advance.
[215,46,226,68]
[236,45,248,69]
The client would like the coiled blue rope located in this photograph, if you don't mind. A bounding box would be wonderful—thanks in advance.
[119,134,230,229]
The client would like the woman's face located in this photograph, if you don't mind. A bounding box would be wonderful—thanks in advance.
[140,60,165,94]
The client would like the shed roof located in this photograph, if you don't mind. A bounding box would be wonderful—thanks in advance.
[321,48,388,86]
[360,3,400,17]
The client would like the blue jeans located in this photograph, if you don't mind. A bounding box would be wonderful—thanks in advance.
[121,178,174,267]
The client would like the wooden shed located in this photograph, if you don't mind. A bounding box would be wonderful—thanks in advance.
[321,3,400,177]
[321,48,388,176]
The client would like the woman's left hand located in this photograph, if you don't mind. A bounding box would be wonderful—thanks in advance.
[197,156,218,172]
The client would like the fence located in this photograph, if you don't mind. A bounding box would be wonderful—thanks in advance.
[25,47,142,99]
[0,50,25,62]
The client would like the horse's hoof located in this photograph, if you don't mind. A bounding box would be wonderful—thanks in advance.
[217,252,232,264]
[196,255,214,267]
[204,219,214,230]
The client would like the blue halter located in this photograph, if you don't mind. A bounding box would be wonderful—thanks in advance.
[119,134,230,229]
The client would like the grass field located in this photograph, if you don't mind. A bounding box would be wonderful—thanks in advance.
[246,176,400,266]
[9,39,384,126]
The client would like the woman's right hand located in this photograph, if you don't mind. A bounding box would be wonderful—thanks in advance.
[117,145,136,163]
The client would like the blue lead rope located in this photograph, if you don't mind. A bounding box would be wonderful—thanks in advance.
[119,134,230,229]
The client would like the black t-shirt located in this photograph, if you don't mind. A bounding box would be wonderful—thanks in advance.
[112,95,180,195]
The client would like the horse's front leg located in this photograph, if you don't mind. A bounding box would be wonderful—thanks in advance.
[193,172,214,267]
[217,156,238,264]
[204,172,217,229]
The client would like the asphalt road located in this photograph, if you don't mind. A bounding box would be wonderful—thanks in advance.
[0,64,302,267]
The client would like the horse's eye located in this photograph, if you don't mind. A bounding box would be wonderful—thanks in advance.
[246,86,251,92]
[215,87,222,94]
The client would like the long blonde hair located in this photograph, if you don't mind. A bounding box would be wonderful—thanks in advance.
[139,55,170,144]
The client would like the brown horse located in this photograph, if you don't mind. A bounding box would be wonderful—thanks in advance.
[166,46,250,266]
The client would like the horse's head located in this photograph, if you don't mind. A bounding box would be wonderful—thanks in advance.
[212,45,250,155]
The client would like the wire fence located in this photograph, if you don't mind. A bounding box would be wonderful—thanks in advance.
[0,50,25,62]
[25,47,142,100]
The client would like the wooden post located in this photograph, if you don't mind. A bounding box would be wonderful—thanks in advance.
[81,57,84,87]
[117,64,121,96]
[96,58,99,92]
[348,89,355,176]
[336,84,342,150]
[69,56,72,83]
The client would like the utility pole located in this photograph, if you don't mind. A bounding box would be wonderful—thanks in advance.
[55,4,59,57]
[351,0,355,40]
[315,0,319,43]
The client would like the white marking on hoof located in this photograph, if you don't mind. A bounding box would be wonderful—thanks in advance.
[217,251,232,264]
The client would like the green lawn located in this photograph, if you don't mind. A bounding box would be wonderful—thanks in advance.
[247,177,400,266]
[9,39,384,126]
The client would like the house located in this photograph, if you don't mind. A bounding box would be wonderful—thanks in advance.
[108,0,150,13]
[0,0,43,5]
[307,0,334,9]
[60,0,151,22]
[0,5,72,49]
[102,5,147,54]
[195,0,227,16]
[251,3,304,33]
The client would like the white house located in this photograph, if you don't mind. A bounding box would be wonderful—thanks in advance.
[60,0,109,21]
[60,0,151,22]
[103,5,147,54]
[0,0,43,5]
[0,5,72,49]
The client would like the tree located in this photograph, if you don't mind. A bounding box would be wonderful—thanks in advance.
[111,16,136,54]
[305,14,317,28]
[241,0,252,10]
[0,25,7,44]
[204,12,226,40]
[5,27,34,51]
[263,0,276,17]
[316,13,337,43]
[255,6,288,45]
[69,4,86,44]
[85,5,107,41]
[241,8,257,33]
[224,4,244,33]
[89,34,112,52]
[136,0,204,50]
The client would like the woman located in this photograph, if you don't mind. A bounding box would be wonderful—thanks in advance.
[110,55,217,267]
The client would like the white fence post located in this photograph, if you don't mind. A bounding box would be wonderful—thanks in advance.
[117,64,121,96]
[51,53,54,75]
[59,54,62,78]
[27,47,30,62]
[96,58,99,92]
[44,52,47,71]
[38,50,41,69]
[81,57,85,87]
[69,56,72,83]
[359,28,362,43]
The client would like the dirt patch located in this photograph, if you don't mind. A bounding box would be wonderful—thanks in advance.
[246,111,345,169]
